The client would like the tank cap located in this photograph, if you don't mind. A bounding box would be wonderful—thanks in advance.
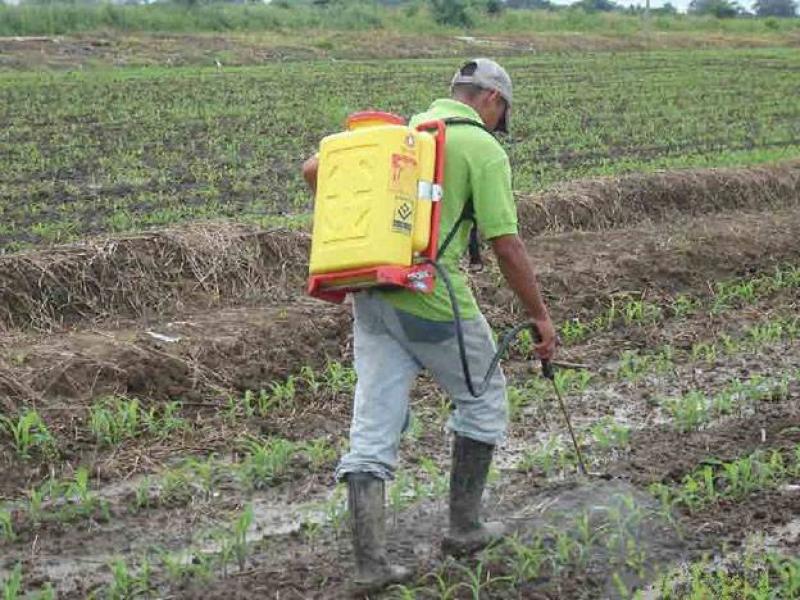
[346,111,406,130]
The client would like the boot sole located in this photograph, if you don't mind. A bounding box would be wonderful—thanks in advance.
[349,568,413,597]
[441,535,496,558]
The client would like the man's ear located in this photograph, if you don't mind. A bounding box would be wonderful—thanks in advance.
[477,88,495,108]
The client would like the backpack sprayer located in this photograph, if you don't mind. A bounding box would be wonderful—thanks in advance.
[307,112,587,473]
[307,110,519,395]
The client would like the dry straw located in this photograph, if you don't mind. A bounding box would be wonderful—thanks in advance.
[0,162,798,333]
[0,222,310,332]
[516,161,800,236]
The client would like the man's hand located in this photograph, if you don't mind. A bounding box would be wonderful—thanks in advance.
[302,155,319,194]
[532,317,557,361]
[491,234,557,362]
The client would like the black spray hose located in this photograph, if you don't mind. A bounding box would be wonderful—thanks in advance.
[425,259,553,398]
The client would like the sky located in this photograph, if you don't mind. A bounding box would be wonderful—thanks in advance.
[551,0,700,11]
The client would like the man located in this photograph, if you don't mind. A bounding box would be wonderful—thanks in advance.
[302,58,557,594]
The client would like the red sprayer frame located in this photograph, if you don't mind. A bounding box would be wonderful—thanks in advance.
[307,118,446,304]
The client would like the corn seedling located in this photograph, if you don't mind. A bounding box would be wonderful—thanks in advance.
[748,321,786,344]
[767,449,787,483]
[143,401,187,437]
[26,484,46,525]
[662,390,710,433]
[216,504,254,576]
[323,484,348,535]
[451,560,513,599]
[605,297,618,329]
[322,360,356,396]
[657,446,800,513]
[89,396,141,445]
[658,549,800,599]
[611,571,642,599]
[549,529,579,575]
[388,471,414,522]
[434,393,452,425]
[560,318,591,345]
[387,584,421,599]
[718,333,740,355]
[652,345,676,374]
[690,341,717,363]
[418,568,462,600]
[712,279,758,312]
[503,535,545,582]
[515,328,535,357]
[299,365,323,395]
[671,294,698,318]
[770,264,800,290]
[304,438,337,470]
[268,375,297,410]
[301,517,323,549]
[67,467,109,520]
[236,390,258,419]
[0,508,14,542]
[68,467,91,505]
[555,368,593,396]
[792,446,800,478]
[622,298,662,325]
[107,557,151,600]
[238,437,298,489]
[419,457,448,499]
[507,385,530,423]
[133,477,153,511]
[517,434,565,477]
[31,586,55,600]
[2,564,22,600]
[159,467,195,506]
[405,413,424,441]
[159,549,213,585]
[618,350,651,381]
[589,417,631,453]
[181,456,218,499]
[0,409,57,459]
[711,388,736,416]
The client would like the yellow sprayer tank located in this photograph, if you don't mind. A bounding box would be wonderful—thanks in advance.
[308,112,436,277]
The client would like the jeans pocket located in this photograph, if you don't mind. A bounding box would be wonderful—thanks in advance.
[395,309,455,344]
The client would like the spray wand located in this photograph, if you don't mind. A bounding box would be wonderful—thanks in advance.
[532,327,588,476]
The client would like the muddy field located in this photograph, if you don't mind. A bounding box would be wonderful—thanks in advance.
[2,29,799,71]
[0,165,799,598]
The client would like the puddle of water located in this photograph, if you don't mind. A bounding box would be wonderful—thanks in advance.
[766,515,800,548]
[0,486,339,594]
[166,488,337,568]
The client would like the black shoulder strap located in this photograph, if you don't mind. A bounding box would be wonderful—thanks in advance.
[437,118,486,270]
[441,116,490,133]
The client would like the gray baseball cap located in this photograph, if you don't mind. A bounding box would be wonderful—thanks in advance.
[450,58,513,133]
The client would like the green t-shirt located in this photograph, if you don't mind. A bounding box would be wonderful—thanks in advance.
[379,98,519,321]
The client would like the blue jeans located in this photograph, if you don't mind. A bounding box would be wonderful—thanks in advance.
[335,291,508,481]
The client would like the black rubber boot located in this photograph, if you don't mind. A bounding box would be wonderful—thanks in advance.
[347,472,412,596]
[441,435,507,556]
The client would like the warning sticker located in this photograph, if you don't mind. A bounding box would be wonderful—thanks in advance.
[389,153,417,194]
[392,199,414,234]
[389,152,417,235]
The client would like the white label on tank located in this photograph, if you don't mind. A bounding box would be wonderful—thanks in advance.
[418,181,433,200]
